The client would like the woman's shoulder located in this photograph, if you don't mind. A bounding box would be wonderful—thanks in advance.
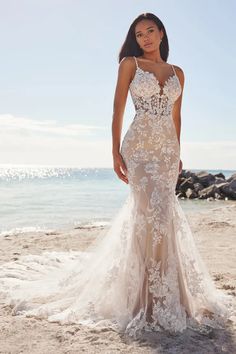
[172,64,184,75]
[120,56,136,65]
[118,57,136,74]
[172,64,185,82]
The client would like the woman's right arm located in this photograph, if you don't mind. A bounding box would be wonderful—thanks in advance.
[112,57,133,184]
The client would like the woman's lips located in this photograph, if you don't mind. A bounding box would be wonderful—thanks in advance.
[144,43,152,47]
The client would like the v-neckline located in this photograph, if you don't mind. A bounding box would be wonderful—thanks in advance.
[130,56,180,95]
[130,66,180,95]
[138,67,177,88]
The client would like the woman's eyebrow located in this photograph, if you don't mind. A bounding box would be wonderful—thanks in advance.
[135,26,155,35]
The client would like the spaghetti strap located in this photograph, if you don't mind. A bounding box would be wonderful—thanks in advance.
[171,64,176,77]
[133,56,139,69]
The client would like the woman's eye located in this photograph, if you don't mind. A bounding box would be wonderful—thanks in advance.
[136,29,154,38]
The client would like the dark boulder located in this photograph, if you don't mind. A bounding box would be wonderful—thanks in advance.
[195,171,216,188]
[193,182,204,193]
[179,177,194,192]
[198,184,222,199]
[175,170,236,200]
[214,172,225,179]
[226,173,236,182]
[219,181,236,200]
[215,177,226,184]
[186,188,198,199]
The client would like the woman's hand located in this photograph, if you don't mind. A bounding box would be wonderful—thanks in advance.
[179,159,183,174]
[113,152,129,184]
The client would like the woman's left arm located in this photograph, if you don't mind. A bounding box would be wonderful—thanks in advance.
[172,66,185,173]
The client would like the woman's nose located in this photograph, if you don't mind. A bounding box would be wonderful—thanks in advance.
[143,33,151,40]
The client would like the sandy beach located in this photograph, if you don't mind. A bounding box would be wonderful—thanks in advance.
[0,202,236,354]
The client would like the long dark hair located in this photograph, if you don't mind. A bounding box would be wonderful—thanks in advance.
[118,13,169,63]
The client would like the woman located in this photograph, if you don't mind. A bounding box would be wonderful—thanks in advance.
[109,12,234,337]
[0,12,234,340]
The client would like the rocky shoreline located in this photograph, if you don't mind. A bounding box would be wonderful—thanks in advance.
[176,170,236,200]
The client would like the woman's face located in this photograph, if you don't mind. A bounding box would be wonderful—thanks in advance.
[134,19,163,52]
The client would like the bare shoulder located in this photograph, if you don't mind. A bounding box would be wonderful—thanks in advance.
[172,64,184,80]
[117,57,136,84]
[119,56,135,71]
[120,56,135,65]
[172,64,184,73]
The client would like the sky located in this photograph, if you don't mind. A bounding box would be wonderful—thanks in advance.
[0,0,236,170]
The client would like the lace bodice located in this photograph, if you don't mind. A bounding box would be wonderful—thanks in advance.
[129,56,182,116]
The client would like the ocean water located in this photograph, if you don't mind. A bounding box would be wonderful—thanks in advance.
[0,165,235,236]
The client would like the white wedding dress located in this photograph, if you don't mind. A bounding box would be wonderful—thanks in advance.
[0,56,235,339]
